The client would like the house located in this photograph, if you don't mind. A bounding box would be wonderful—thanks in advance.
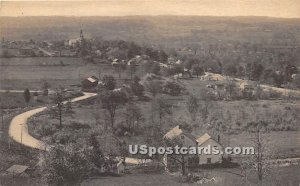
[81,76,99,91]
[111,58,119,66]
[196,133,223,165]
[164,126,223,165]
[164,125,197,147]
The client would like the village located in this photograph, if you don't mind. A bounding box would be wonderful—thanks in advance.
[1,15,300,186]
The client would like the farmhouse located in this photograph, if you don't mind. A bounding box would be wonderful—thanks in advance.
[196,133,223,165]
[164,126,223,165]
[81,76,99,91]
[164,125,197,147]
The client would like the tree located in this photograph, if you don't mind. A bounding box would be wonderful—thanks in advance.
[42,81,50,96]
[272,72,284,87]
[225,79,237,99]
[2,49,12,58]
[192,65,204,78]
[128,61,137,80]
[143,61,160,75]
[87,134,105,168]
[151,97,172,126]
[158,50,168,63]
[163,137,188,176]
[224,64,238,76]
[43,144,89,185]
[125,103,144,133]
[102,75,116,90]
[100,90,128,128]
[145,80,161,98]
[130,76,144,97]
[114,62,126,79]
[186,95,199,121]
[162,81,182,96]
[23,88,31,104]
[251,63,264,81]
[241,108,270,184]
[173,64,184,75]
[53,91,65,128]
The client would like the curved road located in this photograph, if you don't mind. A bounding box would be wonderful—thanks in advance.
[7,91,153,165]
[8,92,97,151]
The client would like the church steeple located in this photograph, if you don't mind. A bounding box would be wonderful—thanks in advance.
[80,29,84,40]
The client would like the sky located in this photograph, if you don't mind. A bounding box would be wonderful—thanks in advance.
[0,0,300,18]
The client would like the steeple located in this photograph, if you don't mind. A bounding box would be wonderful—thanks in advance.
[80,29,84,40]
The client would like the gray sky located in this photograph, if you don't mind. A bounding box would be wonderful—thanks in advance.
[1,0,300,18]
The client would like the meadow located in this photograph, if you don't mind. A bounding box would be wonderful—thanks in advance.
[0,57,126,90]
[2,56,300,185]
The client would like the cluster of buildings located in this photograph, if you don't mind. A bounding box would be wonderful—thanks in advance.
[164,125,223,166]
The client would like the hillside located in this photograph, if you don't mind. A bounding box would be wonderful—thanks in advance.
[1,16,300,47]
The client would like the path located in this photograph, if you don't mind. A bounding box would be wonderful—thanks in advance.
[8,92,97,151]
[204,72,300,96]
[8,91,152,165]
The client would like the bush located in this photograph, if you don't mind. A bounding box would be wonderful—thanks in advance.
[43,144,89,185]
[162,81,183,96]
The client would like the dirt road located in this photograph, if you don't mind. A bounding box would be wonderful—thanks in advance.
[8,92,97,151]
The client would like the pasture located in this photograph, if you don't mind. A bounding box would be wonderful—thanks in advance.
[0,57,127,90]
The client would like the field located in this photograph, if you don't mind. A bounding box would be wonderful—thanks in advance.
[26,74,300,158]
[81,165,300,186]
[0,57,128,90]
[2,56,300,185]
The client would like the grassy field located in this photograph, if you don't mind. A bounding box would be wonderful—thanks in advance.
[3,57,300,185]
[81,165,300,186]
[0,57,129,89]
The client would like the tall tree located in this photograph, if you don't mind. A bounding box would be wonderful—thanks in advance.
[114,62,126,79]
[100,90,128,128]
[130,76,144,97]
[125,103,144,133]
[145,80,161,98]
[186,94,199,121]
[102,75,116,90]
[151,97,172,126]
[53,90,65,128]
[23,88,31,104]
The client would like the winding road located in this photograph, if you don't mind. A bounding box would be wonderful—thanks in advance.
[7,91,152,165]
[8,92,97,151]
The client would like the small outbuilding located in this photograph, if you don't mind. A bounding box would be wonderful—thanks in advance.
[81,76,99,91]
[4,165,30,177]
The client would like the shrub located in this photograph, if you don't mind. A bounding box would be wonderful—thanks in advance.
[162,81,183,96]
[43,144,89,185]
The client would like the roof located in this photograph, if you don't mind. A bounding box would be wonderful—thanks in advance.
[164,125,197,143]
[164,125,182,139]
[6,165,29,174]
[196,133,211,145]
[86,76,98,83]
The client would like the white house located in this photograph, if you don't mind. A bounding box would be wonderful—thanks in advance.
[164,126,223,165]
[196,133,223,165]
